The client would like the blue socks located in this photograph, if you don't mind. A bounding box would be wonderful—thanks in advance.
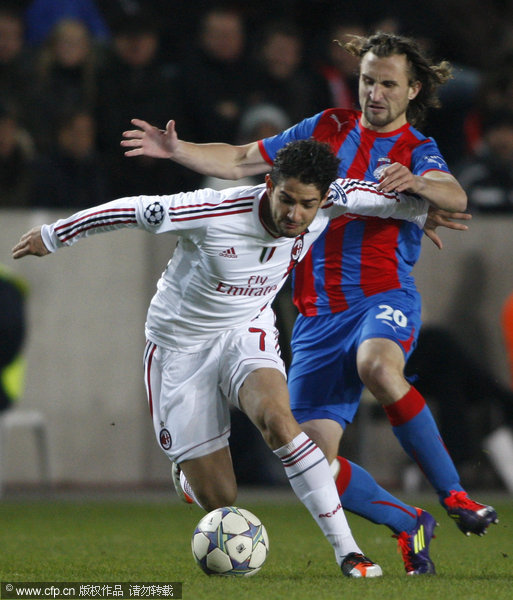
[384,386,463,500]
[334,456,418,534]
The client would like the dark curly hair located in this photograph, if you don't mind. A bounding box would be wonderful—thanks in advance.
[270,139,340,197]
[341,32,453,128]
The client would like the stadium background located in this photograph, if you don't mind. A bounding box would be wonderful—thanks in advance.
[1,0,513,493]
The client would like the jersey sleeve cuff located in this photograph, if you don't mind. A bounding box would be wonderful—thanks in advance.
[40,224,58,253]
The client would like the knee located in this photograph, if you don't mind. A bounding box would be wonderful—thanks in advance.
[357,354,405,403]
[358,353,389,390]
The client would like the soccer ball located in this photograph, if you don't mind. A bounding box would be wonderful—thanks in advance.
[191,506,269,576]
[143,201,165,226]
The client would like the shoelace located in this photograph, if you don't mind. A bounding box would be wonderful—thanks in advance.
[445,490,482,510]
[346,553,373,567]
[393,532,414,571]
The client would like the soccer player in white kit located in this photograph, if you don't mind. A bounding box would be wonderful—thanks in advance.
[12,140,429,578]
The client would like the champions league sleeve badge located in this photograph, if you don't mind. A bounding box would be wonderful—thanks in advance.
[144,201,165,226]
[327,180,348,205]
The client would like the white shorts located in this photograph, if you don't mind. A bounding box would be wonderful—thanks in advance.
[143,320,286,463]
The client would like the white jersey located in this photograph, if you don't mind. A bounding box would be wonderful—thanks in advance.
[41,179,428,352]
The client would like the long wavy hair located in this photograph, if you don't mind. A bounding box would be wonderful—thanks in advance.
[341,32,453,128]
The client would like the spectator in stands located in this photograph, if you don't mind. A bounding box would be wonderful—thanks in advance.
[0,5,33,112]
[178,5,253,143]
[96,11,199,196]
[316,21,366,110]
[28,108,108,208]
[0,101,35,207]
[248,20,331,124]
[202,102,291,191]
[26,17,101,152]
[456,110,513,213]
[464,44,513,156]
[24,0,109,46]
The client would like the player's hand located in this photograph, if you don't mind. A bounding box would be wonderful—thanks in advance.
[12,226,50,259]
[423,207,471,249]
[121,118,178,159]
[377,162,418,193]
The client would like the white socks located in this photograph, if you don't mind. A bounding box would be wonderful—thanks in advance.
[274,432,361,563]
[177,431,362,565]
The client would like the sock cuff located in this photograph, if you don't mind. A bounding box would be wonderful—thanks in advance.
[383,386,426,426]
[334,456,352,496]
[273,431,311,460]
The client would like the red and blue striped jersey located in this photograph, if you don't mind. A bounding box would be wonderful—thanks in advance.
[258,108,451,316]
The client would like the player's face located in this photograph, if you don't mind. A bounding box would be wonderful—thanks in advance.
[359,52,421,132]
[264,175,326,238]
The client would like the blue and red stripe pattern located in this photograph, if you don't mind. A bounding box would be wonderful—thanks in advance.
[261,108,450,316]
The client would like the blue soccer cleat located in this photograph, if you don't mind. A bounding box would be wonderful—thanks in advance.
[394,508,437,575]
[442,490,498,536]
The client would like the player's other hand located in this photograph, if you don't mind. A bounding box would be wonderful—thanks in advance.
[423,207,471,249]
[12,226,50,259]
[377,162,417,193]
[121,118,178,159]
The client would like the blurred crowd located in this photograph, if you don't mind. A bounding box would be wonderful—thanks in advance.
[2,0,513,212]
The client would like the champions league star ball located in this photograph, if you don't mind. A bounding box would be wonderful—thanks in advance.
[143,201,165,226]
[191,506,269,576]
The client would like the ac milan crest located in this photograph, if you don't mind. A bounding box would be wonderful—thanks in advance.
[159,428,172,450]
[291,236,304,261]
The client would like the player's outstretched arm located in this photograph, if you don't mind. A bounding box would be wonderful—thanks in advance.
[121,118,267,180]
[12,227,49,259]
[423,207,471,249]
[378,163,467,212]
[121,118,178,159]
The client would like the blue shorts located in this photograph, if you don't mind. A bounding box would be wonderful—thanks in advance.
[289,288,422,428]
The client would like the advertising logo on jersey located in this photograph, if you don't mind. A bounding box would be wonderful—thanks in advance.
[144,201,165,226]
[373,157,392,180]
[424,155,448,170]
[327,181,347,205]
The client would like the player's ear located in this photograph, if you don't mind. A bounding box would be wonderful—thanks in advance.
[265,174,273,195]
[408,80,421,100]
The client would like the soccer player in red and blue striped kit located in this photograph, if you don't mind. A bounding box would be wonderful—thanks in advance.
[121,31,497,575]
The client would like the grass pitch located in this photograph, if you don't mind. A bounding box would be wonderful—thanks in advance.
[0,493,512,600]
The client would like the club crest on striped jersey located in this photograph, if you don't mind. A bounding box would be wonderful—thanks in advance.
[327,181,347,205]
[159,428,172,450]
[144,201,165,226]
[373,157,392,180]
